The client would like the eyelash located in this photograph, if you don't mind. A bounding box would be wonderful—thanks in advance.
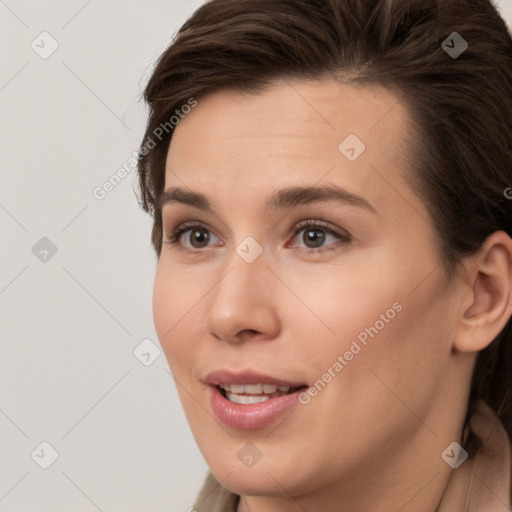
[163,219,352,256]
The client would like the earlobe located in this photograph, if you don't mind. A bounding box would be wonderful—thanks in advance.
[453,230,512,353]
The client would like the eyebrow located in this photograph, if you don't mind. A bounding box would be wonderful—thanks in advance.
[158,184,377,214]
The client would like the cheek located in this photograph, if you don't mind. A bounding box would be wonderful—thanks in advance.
[152,263,202,372]
[279,259,406,367]
[290,247,452,399]
[288,269,453,472]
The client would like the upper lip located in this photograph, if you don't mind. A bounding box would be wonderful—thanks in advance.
[203,369,307,387]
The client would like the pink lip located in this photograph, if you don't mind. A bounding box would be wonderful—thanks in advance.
[208,385,305,430]
[204,369,307,430]
[203,369,306,387]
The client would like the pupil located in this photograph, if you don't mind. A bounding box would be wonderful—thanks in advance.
[304,228,325,247]
[191,229,209,247]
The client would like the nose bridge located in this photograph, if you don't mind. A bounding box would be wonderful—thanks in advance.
[205,240,279,341]
[212,241,269,313]
[220,234,269,296]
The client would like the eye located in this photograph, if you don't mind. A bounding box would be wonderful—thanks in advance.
[289,220,351,253]
[163,219,351,254]
[164,221,220,249]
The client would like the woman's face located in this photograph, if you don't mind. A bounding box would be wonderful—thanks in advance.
[153,79,468,500]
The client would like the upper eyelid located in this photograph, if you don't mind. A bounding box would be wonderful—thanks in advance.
[168,219,343,235]
[293,219,348,234]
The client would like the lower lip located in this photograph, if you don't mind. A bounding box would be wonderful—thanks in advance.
[208,385,304,430]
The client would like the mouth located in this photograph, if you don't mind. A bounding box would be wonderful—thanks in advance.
[204,370,309,429]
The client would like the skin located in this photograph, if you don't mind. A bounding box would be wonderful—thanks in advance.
[152,79,512,512]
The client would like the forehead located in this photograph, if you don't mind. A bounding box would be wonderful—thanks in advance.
[164,79,424,222]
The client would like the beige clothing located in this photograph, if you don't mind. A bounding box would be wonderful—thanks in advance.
[192,400,511,512]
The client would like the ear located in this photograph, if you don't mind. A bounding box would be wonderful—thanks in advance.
[454,230,512,353]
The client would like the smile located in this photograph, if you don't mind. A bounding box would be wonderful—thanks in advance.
[204,370,308,429]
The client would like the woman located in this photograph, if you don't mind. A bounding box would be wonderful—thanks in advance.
[136,0,512,510]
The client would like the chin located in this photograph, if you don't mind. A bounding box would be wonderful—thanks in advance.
[206,449,323,498]
[212,465,299,497]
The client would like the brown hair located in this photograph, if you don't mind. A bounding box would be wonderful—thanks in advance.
[136,0,512,440]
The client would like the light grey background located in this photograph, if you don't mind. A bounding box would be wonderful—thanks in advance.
[1,1,511,511]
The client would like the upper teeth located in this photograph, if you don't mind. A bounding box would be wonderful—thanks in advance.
[219,383,291,394]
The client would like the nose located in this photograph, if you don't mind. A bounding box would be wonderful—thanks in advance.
[204,247,281,344]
